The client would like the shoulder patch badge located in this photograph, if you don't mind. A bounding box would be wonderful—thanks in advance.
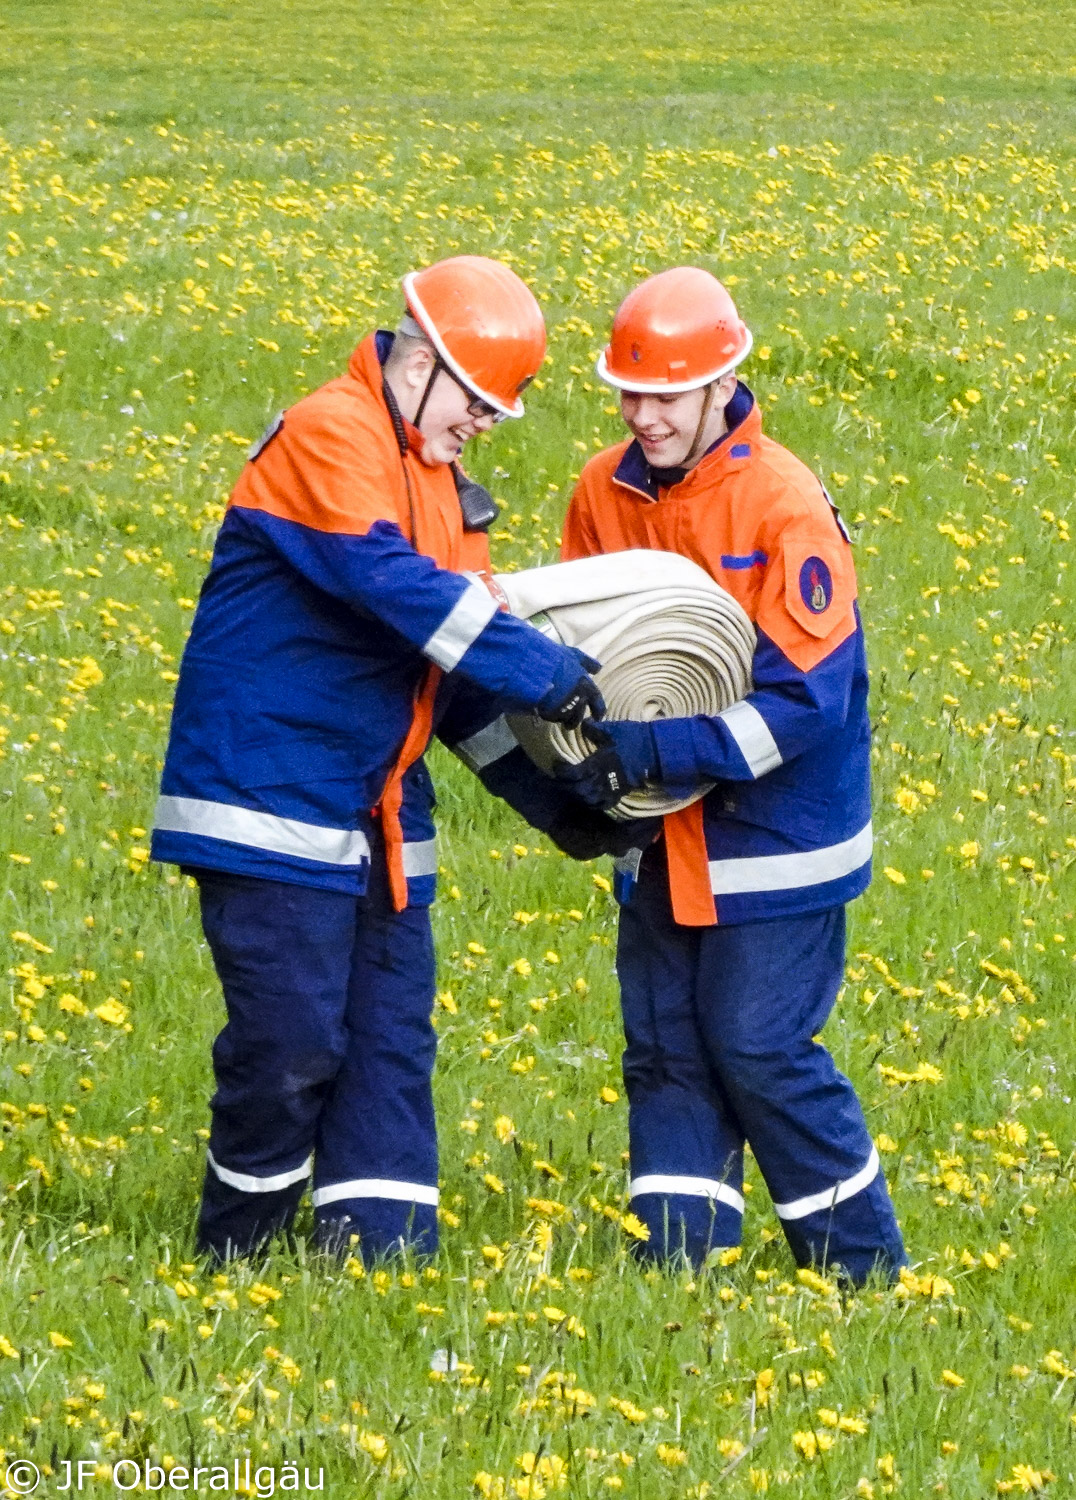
[781,532,858,642]
[799,555,833,615]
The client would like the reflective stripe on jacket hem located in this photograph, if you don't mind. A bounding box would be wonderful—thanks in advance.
[401,838,438,878]
[709,821,872,896]
[772,1146,880,1222]
[154,795,370,867]
[208,1151,312,1194]
[630,1173,745,1215]
[311,1179,440,1209]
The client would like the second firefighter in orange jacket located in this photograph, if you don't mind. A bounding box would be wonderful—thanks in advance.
[557,268,905,1282]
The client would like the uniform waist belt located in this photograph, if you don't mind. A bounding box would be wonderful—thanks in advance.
[495,550,754,820]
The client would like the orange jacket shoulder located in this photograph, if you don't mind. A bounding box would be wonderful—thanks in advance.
[230,375,407,536]
[562,440,634,560]
[740,436,835,542]
[746,438,858,670]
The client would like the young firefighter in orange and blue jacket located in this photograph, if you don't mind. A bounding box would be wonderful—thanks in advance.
[556,268,906,1283]
[150,256,624,1261]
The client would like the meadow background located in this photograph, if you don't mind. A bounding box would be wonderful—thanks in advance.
[1,1,1075,1494]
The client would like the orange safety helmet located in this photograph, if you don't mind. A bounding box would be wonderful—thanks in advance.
[401,255,546,419]
[596,267,752,393]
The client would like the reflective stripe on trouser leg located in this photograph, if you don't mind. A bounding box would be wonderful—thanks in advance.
[207,1151,312,1195]
[193,873,359,1259]
[616,864,745,1265]
[313,854,439,1260]
[693,906,905,1283]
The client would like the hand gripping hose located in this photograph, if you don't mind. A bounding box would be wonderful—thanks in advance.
[495,550,755,820]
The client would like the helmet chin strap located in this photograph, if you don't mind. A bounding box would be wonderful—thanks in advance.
[682,379,720,469]
[413,353,444,431]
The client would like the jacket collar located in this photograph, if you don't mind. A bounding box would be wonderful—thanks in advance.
[612,381,760,502]
[349,331,425,456]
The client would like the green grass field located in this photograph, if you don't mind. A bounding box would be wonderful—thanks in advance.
[1,1,1074,1493]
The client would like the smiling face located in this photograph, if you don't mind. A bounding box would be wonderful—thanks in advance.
[384,336,499,466]
[413,361,499,466]
[619,371,737,470]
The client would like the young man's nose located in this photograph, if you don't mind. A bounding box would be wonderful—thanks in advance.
[633,397,669,426]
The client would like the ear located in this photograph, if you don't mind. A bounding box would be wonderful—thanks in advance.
[718,371,739,403]
[403,344,435,391]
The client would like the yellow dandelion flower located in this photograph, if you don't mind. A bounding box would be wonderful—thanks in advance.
[93,997,129,1026]
[619,1212,650,1242]
[358,1431,389,1463]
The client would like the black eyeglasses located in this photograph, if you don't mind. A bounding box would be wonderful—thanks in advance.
[441,361,507,424]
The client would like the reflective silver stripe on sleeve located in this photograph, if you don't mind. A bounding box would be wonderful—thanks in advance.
[154,795,370,867]
[773,1146,880,1222]
[423,581,499,672]
[453,715,518,772]
[311,1179,440,1209]
[402,839,438,878]
[719,700,783,777]
[630,1174,745,1215]
[207,1151,312,1195]
[709,821,872,896]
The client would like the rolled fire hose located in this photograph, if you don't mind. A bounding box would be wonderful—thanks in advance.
[492,550,755,820]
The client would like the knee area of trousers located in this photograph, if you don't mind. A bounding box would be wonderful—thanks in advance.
[276,1043,347,1093]
[622,1047,711,1094]
[714,1045,799,1100]
[215,1038,345,1094]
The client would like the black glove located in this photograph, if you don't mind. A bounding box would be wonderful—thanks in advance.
[535,647,606,730]
[554,720,659,811]
[547,807,662,861]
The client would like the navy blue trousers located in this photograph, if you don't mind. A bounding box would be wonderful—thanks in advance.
[194,852,438,1261]
[617,860,905,1283]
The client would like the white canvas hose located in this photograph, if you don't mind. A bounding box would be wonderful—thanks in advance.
[492,550,755,819]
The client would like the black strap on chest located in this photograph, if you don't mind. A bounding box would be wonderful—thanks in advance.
[381,378,417,543]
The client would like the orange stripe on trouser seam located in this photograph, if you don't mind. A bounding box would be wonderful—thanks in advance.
[664,800,717,927]
[378,667,442,911]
